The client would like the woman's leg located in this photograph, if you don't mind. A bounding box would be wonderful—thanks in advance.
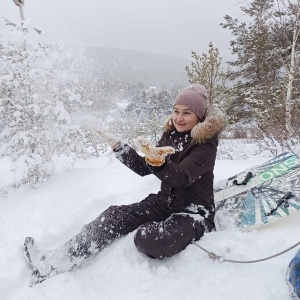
[134,214,209,259]
[24,195,171,284]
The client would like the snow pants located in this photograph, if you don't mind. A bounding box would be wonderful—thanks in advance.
[84,193,212,259]
[24,193,215,284]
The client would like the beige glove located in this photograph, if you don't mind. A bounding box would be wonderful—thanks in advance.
[95,130,121,149]
[134,136,175,167]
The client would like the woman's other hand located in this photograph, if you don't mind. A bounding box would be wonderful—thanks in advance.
[134,137,175,167]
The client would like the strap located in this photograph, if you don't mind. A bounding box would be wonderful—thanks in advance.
[233,172,253,186]
[265,192,294,216]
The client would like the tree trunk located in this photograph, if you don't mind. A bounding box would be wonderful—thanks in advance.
[19,5,25,21]
[285,10,299,137]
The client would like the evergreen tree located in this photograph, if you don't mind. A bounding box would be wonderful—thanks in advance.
[185,42,230,108]
[221,0,284,128]
[140,110,164,142]
[222,0,300,140]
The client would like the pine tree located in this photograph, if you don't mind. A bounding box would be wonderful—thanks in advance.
[222,0,300,140]
[221,0,283,128]
[185,42,230,108]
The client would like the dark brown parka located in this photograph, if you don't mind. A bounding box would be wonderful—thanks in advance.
[115,108,225,223]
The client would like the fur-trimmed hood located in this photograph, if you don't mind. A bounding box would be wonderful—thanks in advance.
[163,106,226,144]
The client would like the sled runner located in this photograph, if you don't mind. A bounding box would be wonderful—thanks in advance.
[214,152,300,231]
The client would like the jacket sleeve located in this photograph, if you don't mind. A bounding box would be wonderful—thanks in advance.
[150,140,217,188]
[114,144,151,177]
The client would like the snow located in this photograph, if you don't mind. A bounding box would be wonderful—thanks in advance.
[0,154,299,300]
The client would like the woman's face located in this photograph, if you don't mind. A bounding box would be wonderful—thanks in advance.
[172,104,199,132]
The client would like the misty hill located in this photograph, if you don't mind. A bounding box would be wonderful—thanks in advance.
[83,47,190,89]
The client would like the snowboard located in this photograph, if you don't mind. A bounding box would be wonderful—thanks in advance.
[214,152,300,231]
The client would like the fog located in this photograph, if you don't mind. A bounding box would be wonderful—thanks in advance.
[1,0,242,59]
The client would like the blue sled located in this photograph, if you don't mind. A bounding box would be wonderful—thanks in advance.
[288,249,300,299]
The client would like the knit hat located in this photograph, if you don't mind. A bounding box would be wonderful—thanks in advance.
[174,84,208,120]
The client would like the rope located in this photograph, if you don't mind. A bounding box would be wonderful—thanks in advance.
[191,240,300,264]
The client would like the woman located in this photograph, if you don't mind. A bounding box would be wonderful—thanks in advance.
[24,84,225,285]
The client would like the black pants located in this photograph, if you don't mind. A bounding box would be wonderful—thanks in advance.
[24,194,214,283]
[84,194,211,259]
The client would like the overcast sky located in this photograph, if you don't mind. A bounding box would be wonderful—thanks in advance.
[1,0,243,59]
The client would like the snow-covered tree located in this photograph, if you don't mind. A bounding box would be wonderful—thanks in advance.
[0,3,86,187]
[131,88,172,142]
[108,88,172,143]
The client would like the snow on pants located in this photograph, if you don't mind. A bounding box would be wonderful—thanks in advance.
[83,193,210,259]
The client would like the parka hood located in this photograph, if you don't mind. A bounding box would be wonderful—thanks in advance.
[163,106,225,144]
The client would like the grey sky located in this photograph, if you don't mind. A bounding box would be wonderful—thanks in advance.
[1,0,242,59]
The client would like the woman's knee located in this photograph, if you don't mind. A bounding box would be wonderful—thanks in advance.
[134,215,205,259]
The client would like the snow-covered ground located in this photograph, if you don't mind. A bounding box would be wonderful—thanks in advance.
[0,154,299,300]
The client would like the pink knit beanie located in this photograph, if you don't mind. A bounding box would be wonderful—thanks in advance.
[174,84,208,120]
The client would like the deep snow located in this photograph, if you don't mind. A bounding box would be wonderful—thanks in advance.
[0,154,299,300]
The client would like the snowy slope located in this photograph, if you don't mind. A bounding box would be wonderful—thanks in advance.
[0,154,299,300]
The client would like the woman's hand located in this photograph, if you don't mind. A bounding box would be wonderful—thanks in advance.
[95,130,121,150]
[134,136,175,167]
